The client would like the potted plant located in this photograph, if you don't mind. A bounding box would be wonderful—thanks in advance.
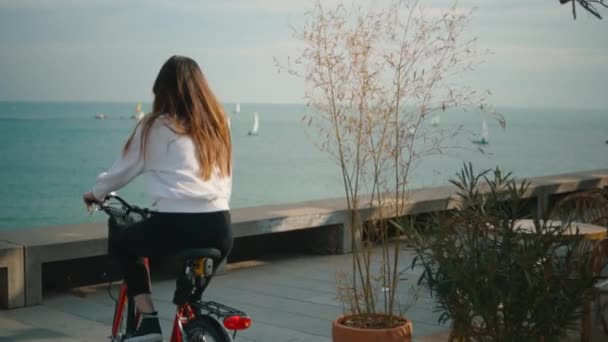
[406,163,607,341]
[279,1,499,340]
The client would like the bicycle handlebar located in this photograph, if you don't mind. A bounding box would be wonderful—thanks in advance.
[101,193,134,211]
[97,193,149,222]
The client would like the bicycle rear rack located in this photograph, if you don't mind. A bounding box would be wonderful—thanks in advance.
[195,300,247,319]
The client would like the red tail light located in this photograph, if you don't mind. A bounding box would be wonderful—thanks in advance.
[223,315,252,330]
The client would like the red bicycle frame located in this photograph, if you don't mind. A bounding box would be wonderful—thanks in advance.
[111,283,129,337]
[170,302,196,342]
[110,258,197,342]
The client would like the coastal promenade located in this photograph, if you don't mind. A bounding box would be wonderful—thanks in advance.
[2,169,608,340]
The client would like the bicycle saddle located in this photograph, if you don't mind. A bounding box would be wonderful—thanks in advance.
[176,248,221,260]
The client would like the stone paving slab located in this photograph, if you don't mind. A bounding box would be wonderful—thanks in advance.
[0,304,109,341]
[0,316,81,342]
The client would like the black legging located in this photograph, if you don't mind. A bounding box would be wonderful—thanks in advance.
[113,211,233,297]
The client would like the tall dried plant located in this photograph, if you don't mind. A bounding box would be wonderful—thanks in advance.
[278,0,501,327]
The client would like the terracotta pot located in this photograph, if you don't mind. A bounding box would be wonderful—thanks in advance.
[332,314,413,342]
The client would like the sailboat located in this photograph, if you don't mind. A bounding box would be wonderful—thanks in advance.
[431,114,440,127]
[406,123,416,135]
[235,103,241,114]
[472,120,489,145]
[248,112,259,136]
[132,102,145,121]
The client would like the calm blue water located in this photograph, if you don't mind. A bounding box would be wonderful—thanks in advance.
[0,101,606,230]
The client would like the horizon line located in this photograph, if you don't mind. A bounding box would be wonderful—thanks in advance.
[0,99,605,112]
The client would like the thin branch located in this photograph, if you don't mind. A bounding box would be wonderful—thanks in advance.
[560,0,607,19]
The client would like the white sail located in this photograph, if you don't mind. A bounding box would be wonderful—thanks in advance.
[481,120,489,143]
[248,112,259,135]
[235,103,241,114]
[407,123,416,135]
[431,115,440,126]
[132,102,145,121]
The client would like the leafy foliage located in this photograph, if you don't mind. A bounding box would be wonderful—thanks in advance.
[406,163,605,341]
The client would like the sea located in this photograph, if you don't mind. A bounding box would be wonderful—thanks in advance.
[0,101,606,230]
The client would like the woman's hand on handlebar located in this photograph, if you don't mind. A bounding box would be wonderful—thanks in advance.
[82,191,102,211]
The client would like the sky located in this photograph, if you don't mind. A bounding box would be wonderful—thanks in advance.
[0,0,607,109]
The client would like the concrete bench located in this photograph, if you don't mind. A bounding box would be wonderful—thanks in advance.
[0,206,354,307]
[1,168,608,308]
[0,240,25,309]
[0,223,107,306]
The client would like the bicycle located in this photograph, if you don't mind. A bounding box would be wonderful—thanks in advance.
[98,193,251,342]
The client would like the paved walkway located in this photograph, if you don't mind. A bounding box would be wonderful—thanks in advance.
[0,251,449,342]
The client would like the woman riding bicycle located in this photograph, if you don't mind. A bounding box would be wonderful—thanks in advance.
[82,55,233,342]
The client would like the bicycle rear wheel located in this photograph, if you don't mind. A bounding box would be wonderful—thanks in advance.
[183,316,231,342]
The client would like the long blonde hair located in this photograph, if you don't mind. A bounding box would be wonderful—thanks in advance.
[124,55,232,179]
